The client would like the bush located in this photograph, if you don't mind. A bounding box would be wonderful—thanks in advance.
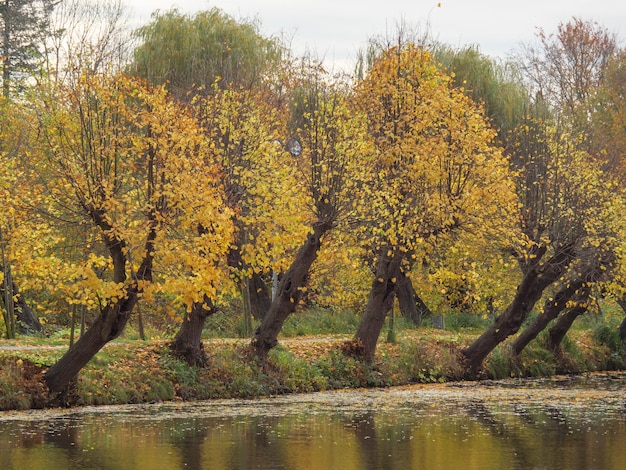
[0,356,49,410]
[485,345,512,379]
[267,347,328,392]
[76,346,175,405]
[592,322,623,353]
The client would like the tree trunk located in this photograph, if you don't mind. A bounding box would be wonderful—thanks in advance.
[44,207,157,395]
[396,270,432,326]
[247,272,271,320]
[12,283,43,334]
[227,239,272,321]
[548,303,588,352]
[617,295,626,341]
[170,296,214,366]
[252,221,331,361]
[44,294,138,394]
[511,280,586,355]
[352,249,404,363]
[462,247,574,372]
[136,304,146,340]
[1,252,16,338]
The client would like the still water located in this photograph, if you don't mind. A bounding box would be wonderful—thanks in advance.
[1,373,625,470]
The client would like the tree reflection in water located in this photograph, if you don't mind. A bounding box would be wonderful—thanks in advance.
[1,374,626,470]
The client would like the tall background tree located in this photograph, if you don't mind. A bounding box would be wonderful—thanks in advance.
[0,96,43,337]
[0,0,57,336]
[1,0,57,97]
[44,0,132,82]
[517,17,617,136]
[130,7,283,100]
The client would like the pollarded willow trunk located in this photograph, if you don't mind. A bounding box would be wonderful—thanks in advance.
[511,280,586,356]
[351,249,404,363]
[170,295,215,366]
[252,221,331,362]
[462,248,574,373]
[44,209,157,395]
[44,294,139,394]
[548,302,589,352]
[396,270,432,326]
[14,291,43,334]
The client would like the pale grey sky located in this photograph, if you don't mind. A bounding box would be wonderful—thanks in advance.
[129,0,625,70]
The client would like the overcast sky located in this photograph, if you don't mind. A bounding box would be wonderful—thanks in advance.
[129,0,625,71]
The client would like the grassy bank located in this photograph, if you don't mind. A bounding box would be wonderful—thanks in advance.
[1,310,625,411]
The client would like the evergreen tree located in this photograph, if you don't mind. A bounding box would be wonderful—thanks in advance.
[1,0,56,97]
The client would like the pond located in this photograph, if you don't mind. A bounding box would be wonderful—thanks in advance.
[1,373,625,469]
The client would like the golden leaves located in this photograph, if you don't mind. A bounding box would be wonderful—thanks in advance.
[354,43,518,258]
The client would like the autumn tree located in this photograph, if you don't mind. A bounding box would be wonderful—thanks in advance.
[461,107,622,372]
[30,71,231,393]
[590,48,626,339]
[590,49,626,175]
[168,83,308,364]
[251,60,375,361]
[0,93,45,336]
[460,19,623,371]
[516,17,618,141]
[129,8,290,363]
[349,44,517,363]
[0,0,58,333]
[417,44,530,321]
[509,162,624,356]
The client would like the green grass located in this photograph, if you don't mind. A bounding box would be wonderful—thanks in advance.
[1,306,625,411]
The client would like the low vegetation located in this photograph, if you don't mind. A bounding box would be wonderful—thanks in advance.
[2,309,623,411]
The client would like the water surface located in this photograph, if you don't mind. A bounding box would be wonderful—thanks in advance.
[1,373,625,469]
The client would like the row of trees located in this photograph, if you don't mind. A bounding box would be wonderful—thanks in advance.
[1,1,624,393]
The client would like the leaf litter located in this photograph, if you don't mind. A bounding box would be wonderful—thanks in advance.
[2,371,624,426]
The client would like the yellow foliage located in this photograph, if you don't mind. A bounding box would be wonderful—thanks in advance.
[353,43,518,267]
[27,71,233,314]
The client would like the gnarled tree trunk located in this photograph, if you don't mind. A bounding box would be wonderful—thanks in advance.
[44,294,139,394]
[227,231,272,321]
[512,280,587,356]
[548,302,588,352]
[11,282,43,334]
[44,208,156,395]
[396,270,432,326]
[351,249,404,363]
[252,221,331,361]
[170,296,214,366]
[247,272,271,320]
[462,248,574,372]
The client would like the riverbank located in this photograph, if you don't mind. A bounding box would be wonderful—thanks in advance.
[2,326,624,412]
